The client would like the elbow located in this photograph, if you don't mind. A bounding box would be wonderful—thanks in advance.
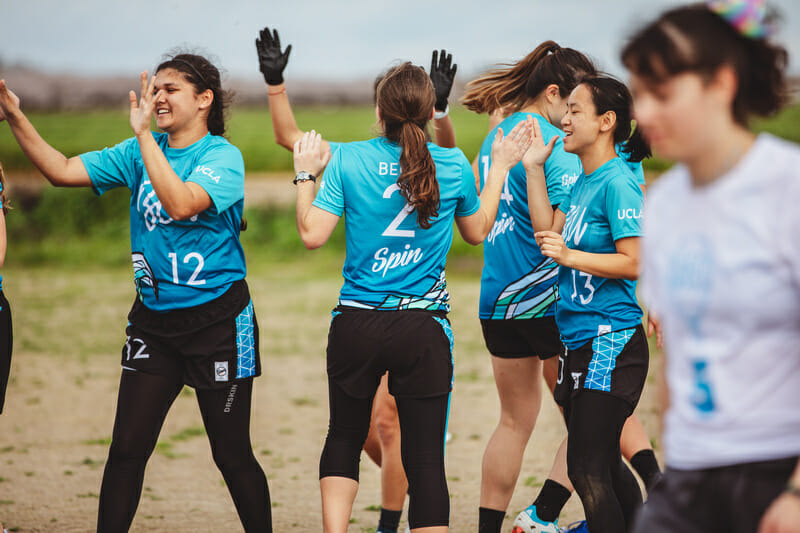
[463,232,486,246]
[277,135,295,152]
[298,228,328,250]
[623,259,640,280]
[164,204,197,221]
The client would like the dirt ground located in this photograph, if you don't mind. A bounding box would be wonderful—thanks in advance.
[0,174,661,532]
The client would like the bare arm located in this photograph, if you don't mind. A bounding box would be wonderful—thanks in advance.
[456,120,532,244]
[758,461,800,533]
[129,73,212,220]
[0,80,91,187]
[292,131,337,249]
[522,116,561,233]
[535,232,641,280]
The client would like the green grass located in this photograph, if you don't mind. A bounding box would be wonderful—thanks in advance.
[2,102,800,174]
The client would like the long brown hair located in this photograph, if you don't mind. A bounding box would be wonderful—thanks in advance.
[377,63,439,229]
[0,162,9,216]
[461,41,596,114]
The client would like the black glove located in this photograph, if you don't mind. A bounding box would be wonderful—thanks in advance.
[430,49,457,112]
[255,27,292,86]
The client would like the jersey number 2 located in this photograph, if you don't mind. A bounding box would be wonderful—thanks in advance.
[381,184,415,238]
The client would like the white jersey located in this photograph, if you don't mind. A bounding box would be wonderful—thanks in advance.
[642,134,800,470]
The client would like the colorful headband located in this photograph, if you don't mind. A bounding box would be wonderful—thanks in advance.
[706,0,772,38]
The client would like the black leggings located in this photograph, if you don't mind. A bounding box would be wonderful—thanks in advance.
[566,391,642,533]
[97,370,271,532]
[319,378,450,529]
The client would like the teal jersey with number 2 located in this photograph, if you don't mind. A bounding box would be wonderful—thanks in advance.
[313,137,480,312]
[80,132,247,312]
[556,157,644,348]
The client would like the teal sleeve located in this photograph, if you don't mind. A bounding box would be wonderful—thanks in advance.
[606,176,644,240]
[456,153,480,217]
[186,144,245,215]
[80,137,140,195]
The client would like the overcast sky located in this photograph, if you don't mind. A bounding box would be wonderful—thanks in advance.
[2,0,799,82]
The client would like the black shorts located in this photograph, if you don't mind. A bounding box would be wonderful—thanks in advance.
[633,457,799,533]
[480,316,562,359]
[327,307,453,399]
[554,324,648,414]
[121,280,261,390]
[0,290,12,414]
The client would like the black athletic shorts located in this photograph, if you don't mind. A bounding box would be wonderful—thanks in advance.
[633,456,799,533]
[326,307,453,399]
[554,324,648,414]
[0,290,12,414]
[121,279,260,390]
[480,316,562,359]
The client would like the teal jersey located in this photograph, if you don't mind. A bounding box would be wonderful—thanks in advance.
[80,132,247,311]
[616,144,646,186]
[478,112,581,319]
[556,157,644,348]
[313,137,480,312]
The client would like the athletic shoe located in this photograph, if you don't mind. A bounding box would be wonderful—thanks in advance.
[560,520,588,533]
[511,504,559,533]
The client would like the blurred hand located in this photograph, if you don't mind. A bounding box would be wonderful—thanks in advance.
[430,49,457,112]
[522,116,558,171]
[0,80,21,122]
[129,72,159,137]
[488,105,513,130]
[256,27,292,86]
[293,130,331,177]
[758,493,800,533]
[535,230,572,266]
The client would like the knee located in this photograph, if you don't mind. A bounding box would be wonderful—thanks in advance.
[498,404,537,436]
[374,407,400,448]
[319,423,370,480]
[107,436,153,467]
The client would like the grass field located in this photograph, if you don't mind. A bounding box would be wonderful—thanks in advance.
[2,102,799,173]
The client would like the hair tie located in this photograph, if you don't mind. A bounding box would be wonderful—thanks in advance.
[171,58,210,88]
[706,0,773,38]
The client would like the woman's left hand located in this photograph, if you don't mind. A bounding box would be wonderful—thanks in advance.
[490,118,533,171]
[535,230,572,266]
[293,130,331,177]
[129,72,159,137]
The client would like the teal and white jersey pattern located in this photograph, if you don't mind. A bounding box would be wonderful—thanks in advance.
[556,157,644,349]
[478,112,581,320]
[313,137,480,312]
[235,300,257,379]
[586,327,635,392]
[81,132,247,311]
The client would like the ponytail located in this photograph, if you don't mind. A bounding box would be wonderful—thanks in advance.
[377,63,439,229]
[461,41,596,114]
[0,162,9,216]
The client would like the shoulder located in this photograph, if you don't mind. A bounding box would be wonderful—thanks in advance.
[429,143,468,164]
[753,134,800,174]
[647,163,688,210]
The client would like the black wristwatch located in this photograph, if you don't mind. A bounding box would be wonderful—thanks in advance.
[293,171,317,185]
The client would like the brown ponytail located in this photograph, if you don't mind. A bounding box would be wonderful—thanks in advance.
[0,162,9,216]
[377,63,439,229]
[461,41,596,114]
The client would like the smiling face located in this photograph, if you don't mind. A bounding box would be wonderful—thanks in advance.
[560,84,602,155]
[152,68,211,135]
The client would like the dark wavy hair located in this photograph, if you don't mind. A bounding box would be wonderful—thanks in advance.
[621,3,788,125]
[156,53,232,136]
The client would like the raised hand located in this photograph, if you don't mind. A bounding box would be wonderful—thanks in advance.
[293,130,332,177]
[0,80,21,122]
[522,116,558,170]
[430,49,457,112]
[490,119,533,171]
[129,72,159,136]
[255,27,292,86]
